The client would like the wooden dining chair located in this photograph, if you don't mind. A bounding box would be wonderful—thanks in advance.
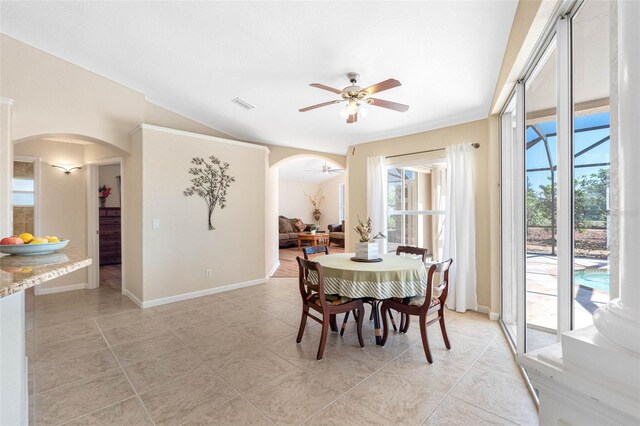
[393,246,430,331]
[302,245,329,260]
[380,259,453,363]
[296,257,365,359]
[396,245,429,262]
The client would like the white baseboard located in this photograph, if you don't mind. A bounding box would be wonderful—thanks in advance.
[475,305,499,321]
[35,282,89,295]
[267,261,280,278]
[122,289,143,308]
[140,277,267,309]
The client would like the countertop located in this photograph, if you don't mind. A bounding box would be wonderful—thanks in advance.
[0,247,92,298]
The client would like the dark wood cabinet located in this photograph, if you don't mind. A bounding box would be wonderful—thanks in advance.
[99,207,121,265]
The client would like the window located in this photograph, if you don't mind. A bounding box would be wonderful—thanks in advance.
[12,178,35,206]
[338,183,345,222]
[386,164,445,259]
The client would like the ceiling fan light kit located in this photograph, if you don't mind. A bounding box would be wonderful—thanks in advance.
[299,72,409,123]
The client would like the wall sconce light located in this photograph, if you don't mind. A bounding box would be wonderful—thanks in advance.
[52,164,82,174]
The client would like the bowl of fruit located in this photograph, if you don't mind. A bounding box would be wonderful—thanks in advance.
[0,233,69,256]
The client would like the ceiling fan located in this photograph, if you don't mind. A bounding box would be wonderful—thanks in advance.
[299,72,409,124]
[304,161,344,175]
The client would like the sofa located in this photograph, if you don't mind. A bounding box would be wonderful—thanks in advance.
[327,221,345,247]
[279,215,311,248]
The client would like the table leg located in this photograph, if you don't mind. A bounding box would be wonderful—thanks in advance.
[372,300,382,345]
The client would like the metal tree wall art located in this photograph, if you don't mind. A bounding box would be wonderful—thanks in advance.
[183,156,235,230]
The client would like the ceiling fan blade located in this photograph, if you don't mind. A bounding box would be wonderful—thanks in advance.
[347,113,358,124]
[361,78,401,95]
[309,83,342,94]
[299,100,341,112]
[366,98,410,112]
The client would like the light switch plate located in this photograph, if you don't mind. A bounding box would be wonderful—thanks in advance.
[152,219,160,229]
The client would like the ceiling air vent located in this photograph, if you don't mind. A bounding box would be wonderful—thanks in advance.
[231,97,255,110]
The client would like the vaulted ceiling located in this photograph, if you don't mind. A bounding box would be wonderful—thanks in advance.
[1,1,517,154]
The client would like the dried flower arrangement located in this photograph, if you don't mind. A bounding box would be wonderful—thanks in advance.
[183,155,235,231]
[305,189,325,224]
[304,189,325,210]
[354,216,387,243]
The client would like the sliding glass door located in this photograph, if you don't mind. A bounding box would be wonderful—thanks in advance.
[500,0,616,355]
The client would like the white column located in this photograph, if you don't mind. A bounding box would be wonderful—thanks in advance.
[0,98,14,237]
[593,0,640,354]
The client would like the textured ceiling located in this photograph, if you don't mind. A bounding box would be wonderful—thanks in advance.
[278,157,343,184]
[0,1,517,154]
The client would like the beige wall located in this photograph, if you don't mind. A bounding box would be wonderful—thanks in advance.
[139,125,268,302]
[265,165,279,276]
[123,131,144,301]
[318,174,345,228]
[1,35,142,153]
[98,164,121,208]
[346,119,492,310]
[278,181,320,225]
[144,102,233,140]
[0,35,237,153]
[13,140,88,290]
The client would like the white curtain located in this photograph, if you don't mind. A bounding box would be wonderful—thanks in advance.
[367,156,388,254]
[444,144,478,312]
[431,166,446,262]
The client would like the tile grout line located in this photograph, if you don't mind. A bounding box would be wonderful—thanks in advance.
[296,329,418,425]
[418,333,499,425]
[421,331,527,426]
[172,337,277,426]
[31,316,171,397]
[93,317,157,426]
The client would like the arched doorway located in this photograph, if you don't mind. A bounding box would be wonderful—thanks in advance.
[270,155,346,277]
[11,134,127,294]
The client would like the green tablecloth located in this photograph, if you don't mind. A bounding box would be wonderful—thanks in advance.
[311,253,427,299]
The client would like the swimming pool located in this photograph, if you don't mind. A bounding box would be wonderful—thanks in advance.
[574,269,609,292]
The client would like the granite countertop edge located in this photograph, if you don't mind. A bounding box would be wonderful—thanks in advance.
[0,253,92,299]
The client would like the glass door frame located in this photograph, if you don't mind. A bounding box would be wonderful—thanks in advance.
[500,1,585,355]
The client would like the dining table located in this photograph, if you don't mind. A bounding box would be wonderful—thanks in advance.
[311,252,428,345]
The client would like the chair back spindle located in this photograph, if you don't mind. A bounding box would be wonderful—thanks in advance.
[296,256,328,309]
[302,245,329,260]
[396,245,429,262]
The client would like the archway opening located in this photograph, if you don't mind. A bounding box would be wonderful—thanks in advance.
[270,155,346,277]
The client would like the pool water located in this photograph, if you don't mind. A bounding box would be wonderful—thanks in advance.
[574,269,610,292]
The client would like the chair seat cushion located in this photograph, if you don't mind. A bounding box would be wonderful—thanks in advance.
[393,296,440,307]
[308,293,352,307]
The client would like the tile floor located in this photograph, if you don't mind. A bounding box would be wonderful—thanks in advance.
[26,278,538,425]
[100,264,122,290]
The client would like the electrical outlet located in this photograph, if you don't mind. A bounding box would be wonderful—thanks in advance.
[205,269,212,278]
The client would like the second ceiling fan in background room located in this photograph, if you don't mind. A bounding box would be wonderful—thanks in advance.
[299,72,409,123]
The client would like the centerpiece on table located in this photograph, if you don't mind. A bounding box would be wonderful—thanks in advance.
[309,224,318,235]
[98,185,112,208]
[354,216,386,261]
